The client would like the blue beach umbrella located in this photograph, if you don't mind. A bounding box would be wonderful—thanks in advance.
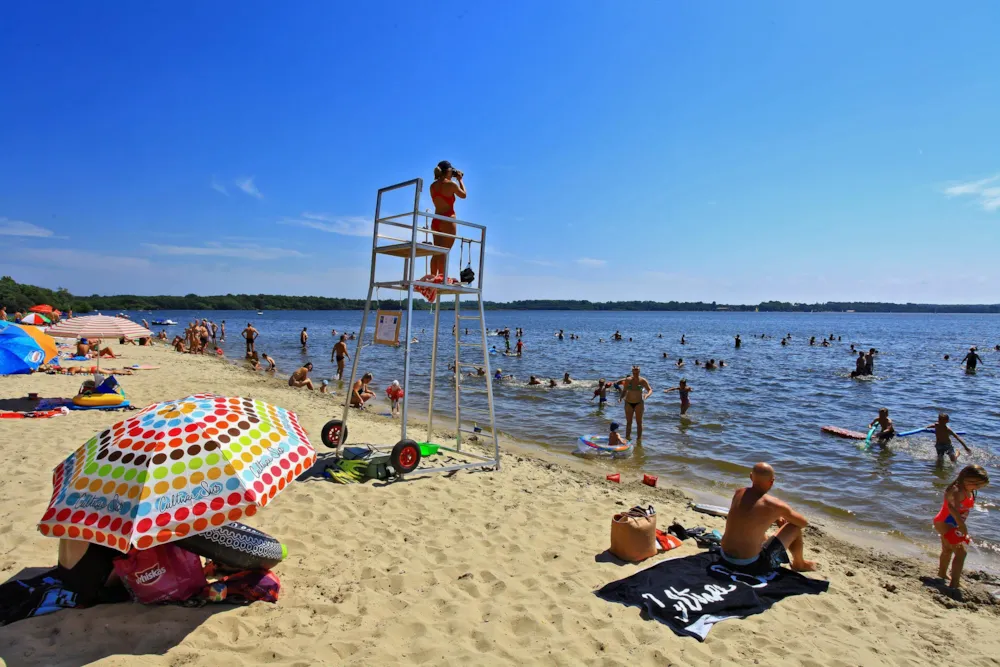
[0,320,54,375]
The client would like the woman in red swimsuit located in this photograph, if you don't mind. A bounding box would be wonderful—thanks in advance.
[933,464,989,588]
[428,160,466,277]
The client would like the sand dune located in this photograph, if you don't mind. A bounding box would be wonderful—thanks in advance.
[1,344,998,666]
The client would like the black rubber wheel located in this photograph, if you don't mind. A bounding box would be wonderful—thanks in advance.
[391,439,421,475]
[321,419,348,449]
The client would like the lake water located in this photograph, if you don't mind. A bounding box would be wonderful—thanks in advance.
[132,309,1000,566]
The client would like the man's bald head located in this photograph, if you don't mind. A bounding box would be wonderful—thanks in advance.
[750,462,775,491]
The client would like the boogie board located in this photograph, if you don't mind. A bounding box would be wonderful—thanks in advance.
[692,504,730,518]
[821,425,869,440]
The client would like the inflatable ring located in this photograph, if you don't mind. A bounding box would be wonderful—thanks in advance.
[179,521,286,570]
[72,393,126,408]
[574,434,633,458]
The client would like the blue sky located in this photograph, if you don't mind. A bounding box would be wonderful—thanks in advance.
[2,1,999,303]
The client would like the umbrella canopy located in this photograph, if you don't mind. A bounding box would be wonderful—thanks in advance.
[0,321,58,375]
[30,304,54,314]
[20,312,51,326]
[45,314,152,340]
[38,394,316,552]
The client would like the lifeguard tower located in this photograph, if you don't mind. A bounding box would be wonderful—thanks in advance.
[320,178,500,477]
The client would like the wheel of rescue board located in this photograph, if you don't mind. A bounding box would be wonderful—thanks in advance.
[321,419,348,449]
[391,439,421,474]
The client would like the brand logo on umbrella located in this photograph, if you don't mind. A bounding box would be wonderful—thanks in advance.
[135,564,167,585]
[28,350,43,363]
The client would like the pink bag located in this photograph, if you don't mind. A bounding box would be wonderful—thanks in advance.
[113,544,207,604]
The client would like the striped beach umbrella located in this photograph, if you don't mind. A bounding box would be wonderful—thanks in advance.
[38,394,316,552]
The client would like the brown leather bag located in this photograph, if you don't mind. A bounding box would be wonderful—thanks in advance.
[610,506,657,562]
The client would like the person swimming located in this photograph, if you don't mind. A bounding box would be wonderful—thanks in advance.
[676,358,684,367]
[563,372,573,384]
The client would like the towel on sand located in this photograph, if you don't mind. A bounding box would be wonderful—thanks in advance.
[596,552,829,641]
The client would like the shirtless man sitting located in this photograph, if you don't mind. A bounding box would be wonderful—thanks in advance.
[288,362,314,390]
[719,462,818,574]
[76,339,91,357]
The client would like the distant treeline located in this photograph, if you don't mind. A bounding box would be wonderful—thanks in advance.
[3,276,1000,314]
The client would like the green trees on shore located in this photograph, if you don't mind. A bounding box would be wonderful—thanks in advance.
[3,276,1000,314]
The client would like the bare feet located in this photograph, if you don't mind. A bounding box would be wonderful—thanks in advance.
[791,560,819,572]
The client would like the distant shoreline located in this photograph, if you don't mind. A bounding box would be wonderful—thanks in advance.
[5,276,1000,314]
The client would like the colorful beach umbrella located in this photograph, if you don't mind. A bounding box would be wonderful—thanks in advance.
[0,321,58,375]
[20,312,50,326]
[38,394,316,552]
[30,304,54,314]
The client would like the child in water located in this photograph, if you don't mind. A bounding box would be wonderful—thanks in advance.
[869,408,895,444]
[929,413,971,463]
[933,465,989,588]
[664,379,692,415]
[608,422,627,448]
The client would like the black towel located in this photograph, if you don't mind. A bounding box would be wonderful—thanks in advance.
[596,552,829,640]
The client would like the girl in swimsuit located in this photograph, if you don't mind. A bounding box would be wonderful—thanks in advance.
[664,379,692,415]
[933,465,989,588]
[428,160,467,278]
[618,366,652,441]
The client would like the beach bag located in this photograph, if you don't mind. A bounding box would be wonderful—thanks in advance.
[610,505,657,562]
[113,544,207,604]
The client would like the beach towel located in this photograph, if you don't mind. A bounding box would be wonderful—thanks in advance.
[414,274,460,303]
[596,552,829,641]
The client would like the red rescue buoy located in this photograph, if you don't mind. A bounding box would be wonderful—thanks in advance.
[642,474,658,487]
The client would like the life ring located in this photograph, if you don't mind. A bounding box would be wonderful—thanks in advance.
[178,521,286,570]
[72,393,126,407]
[574,434,633,458]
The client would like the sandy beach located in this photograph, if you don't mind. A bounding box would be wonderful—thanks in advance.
[1,344,998,666]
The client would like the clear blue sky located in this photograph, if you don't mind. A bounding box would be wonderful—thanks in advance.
[2,1,999,303]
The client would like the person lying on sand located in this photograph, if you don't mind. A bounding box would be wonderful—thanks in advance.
[288,362,314,390]
[719,462,818,574]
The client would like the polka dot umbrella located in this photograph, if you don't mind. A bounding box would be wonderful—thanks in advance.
[38,394,316,552]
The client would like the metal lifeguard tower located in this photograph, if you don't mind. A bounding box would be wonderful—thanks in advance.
[320,178,500,477]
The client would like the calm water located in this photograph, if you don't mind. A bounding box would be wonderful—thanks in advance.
[133,309,1000,564]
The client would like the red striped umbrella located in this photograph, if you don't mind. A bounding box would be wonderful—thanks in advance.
[45,315,153,370]
[46,315,152,340]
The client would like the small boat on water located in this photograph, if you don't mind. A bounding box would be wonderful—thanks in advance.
[152,319,177,326]
[256,311,264,315]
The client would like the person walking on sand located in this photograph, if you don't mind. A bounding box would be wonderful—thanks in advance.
[929,413,972,464]
[664,379,692,415]
[288,362,314,389]
[428,160,466,278]
[242,323,259,358]
[332,334,350,380]
[719,462,818,574]
[618,366,652,441]
[300,327,308,349]
[933,465,989,588]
